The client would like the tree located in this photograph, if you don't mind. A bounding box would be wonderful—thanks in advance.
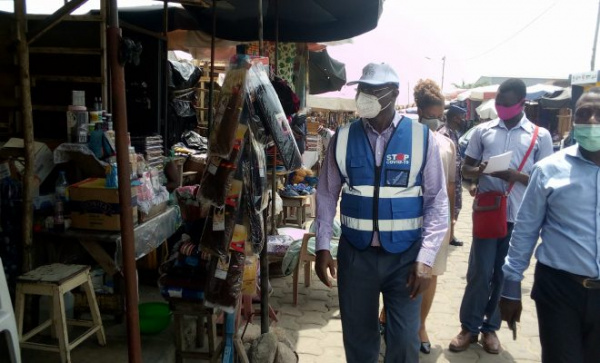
[452,79,491,89]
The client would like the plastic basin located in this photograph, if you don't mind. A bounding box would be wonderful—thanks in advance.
[138,302,172,335]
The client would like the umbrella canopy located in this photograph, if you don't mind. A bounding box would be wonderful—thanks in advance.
[306,95,356,111]
[182,0,383,42]
[526,84,563,101]
[457,84,500,102]
[476,99,497,120]
[308,49,347,95]
[539,87,572,109]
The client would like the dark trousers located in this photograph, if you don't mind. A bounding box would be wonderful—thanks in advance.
[338,238,421,363]
[459,224,513,334]
[532,263,600,363]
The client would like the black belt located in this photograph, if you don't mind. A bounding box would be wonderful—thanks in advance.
[569,275,600,289]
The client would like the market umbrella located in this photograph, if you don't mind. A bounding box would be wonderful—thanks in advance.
[308,49,347,95]
[182,0,383,42]
[306,94,356,111]
[457,84,499,102]
[476,99,497,120]
[526,84,563,101]
[539,87,572,109]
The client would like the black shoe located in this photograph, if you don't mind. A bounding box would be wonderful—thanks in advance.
[420,342,431,354]
[450,237,464,246]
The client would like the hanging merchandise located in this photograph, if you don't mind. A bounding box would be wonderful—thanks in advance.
[208,56,248,159]
[204,245,246,314]
[243,101,270,146]
[199,123,248,207]
[242,134,267,254]
[246,62,303,171]
[200,177,243,257]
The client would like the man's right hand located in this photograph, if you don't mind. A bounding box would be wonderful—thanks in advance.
[315,250,336,288]
[477,161,488,177]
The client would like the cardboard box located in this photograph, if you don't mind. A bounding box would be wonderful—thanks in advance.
[69,178,138,231]
[0,138,55,184]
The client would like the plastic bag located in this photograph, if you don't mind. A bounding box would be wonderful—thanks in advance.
[246,62,303,171]
[199,124,248,207]
[204,249,245,314]
[199,178,243,257]
[208,57,249,158]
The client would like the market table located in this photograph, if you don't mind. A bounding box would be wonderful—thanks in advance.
[34,206,181,319]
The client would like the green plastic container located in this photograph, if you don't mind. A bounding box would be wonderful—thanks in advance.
[138,302,172,335]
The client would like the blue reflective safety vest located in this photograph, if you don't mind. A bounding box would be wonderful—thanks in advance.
[334,117,428,253]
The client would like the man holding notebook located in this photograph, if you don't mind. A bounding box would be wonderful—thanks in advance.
[449,78,553,354]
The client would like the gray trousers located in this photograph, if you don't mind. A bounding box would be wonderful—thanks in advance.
[459,224,513,334]
[338,237,421,363]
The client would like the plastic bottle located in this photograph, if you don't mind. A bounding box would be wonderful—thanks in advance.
[54,171,69,232]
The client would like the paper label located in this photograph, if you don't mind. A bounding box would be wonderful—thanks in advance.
[215,255,230,280]
[208,156,220,175]
[213,207,225,231]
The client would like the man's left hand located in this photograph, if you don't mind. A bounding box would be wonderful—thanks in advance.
[499,297,522,326]
[407,262,433,299]
[491,168,522,184]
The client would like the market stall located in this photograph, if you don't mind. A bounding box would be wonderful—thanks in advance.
[3,0,385,362]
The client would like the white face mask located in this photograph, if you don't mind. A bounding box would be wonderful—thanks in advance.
[421,118,441,131]
[356,90,393,119]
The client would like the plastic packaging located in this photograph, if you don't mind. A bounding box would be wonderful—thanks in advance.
[114,206,182,267]
[246,62,303,171]
[199,178,243,257]
[199,124,248,207]
[208,57,249,158]
[204,250,245,314]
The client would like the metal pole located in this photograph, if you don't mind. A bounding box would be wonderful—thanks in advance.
[592,0,600,70]
[15,0,34,273]
[441,56,446,90]
[162,0,169,151]
[208,0,216,134]
[107,1,142,361]
[261,0,272,335]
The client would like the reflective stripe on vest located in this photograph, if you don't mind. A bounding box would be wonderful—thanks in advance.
[335,117,427,253]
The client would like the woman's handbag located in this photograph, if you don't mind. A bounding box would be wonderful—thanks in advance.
[472,126,539,239]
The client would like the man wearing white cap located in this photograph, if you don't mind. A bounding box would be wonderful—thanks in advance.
[314,63,449,362]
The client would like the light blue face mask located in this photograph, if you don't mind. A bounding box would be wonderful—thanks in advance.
[573,124,600,152]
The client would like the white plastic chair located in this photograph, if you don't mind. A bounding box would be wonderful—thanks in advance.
[0,258,21,363]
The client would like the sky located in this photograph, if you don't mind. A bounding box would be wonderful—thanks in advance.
[2,0,599,104]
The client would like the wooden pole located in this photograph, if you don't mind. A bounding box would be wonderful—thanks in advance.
[100,0,108,109]
[258,0,263,55]
[208,0,216,134]
[15,0,34,273]
[162,0,169,151]
[27,0,88,45]
[107,0,142,361]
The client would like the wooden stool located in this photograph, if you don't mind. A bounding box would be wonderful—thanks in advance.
[281,195,309,228]
[169,299,218,363]
[14,264,106,363]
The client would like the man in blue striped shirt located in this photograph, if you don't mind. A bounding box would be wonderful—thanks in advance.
[500,88,600,363]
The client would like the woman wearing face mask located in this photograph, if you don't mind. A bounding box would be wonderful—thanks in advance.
[412,79,457,354]
[499,88,600,363]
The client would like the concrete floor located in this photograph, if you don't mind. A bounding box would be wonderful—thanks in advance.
[18,285,179,363]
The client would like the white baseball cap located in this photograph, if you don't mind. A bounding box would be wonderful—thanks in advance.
[347,63,400,87]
